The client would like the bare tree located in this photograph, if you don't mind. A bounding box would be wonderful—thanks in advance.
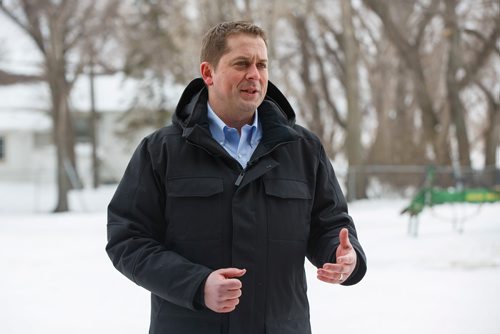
[292,15,327,145]
[340,0,366,200]
[443,0,499,169]
[362,0,450,163]
[116,0,200,133]
[0,0,120,212]
[358,5,429,168]
[116,0,287,133]
[363,0,499,169]
[0,69,41,85]
[85,0,497,198]
[476,81,500,169]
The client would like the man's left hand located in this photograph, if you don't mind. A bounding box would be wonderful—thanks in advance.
[317,228,357,284]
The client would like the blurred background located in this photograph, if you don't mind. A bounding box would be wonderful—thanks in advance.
[0,0,499,333]
[0,0,498,209]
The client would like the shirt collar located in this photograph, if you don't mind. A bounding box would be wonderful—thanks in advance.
[207,102,261,146]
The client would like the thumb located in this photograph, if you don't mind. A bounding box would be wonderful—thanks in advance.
[339,228,352,249]
[218,268,246,279]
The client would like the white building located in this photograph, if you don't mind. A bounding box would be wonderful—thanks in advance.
[0,78,147,186]
[0,108,54,183]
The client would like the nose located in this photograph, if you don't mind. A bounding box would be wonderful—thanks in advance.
[245,64,261,81]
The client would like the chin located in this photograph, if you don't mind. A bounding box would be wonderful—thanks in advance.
[239,102,259,113]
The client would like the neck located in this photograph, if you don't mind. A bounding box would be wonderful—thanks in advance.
[208,103,255,133]
[226,117,254,134]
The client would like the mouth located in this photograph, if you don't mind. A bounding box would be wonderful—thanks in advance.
[240,88,259,95]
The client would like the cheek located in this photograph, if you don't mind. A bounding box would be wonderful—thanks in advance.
[260,73,268,87]
[214,78,232,95]
[261,82,268,95]
[218,72,235,87]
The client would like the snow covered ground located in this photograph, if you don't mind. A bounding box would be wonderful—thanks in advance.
[1,184,499,334]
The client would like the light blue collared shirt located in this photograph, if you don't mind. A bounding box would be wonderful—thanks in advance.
[207,103,262,168]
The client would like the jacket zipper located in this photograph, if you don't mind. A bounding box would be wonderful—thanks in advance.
[235,170,245,186]
[185,129,297,187]
[233,140,295,187]
[235,160,253,186]
[186,138,248,185]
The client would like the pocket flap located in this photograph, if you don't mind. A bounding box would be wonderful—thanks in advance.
[167,177,223,197]
[264,179,311,199]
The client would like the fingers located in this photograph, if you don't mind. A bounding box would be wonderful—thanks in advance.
[211,290,241,313]
[322,263,351,274]
[217,299,240,313]
[204,268,246,313]
[317,270,345,284]
[317,266,346,284]
[219,268,246,279]
[317,230,356,285]
[336,254,355,266]
[339,228,352,249]
[336,228,356,270]
[318,264,348,277]
[317,251,357,284]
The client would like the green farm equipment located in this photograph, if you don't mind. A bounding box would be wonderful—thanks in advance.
[401,166,500,236]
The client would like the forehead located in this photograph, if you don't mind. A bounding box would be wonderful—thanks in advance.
[224,34,268,59]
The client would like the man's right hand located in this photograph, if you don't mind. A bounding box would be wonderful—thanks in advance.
[204,268,246,313]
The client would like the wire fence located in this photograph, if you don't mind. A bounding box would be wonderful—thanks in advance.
[344,165,500,201]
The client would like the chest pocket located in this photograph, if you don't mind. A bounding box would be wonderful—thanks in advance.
[264,179,312,240]
[167,177,223,241]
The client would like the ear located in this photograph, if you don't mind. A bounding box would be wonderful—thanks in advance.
[200,62,214,86]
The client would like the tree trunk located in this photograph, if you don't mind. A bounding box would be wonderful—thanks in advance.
[342,0,365,201]
[0,0,118,212]
[89,60,100,189]
[485,107,500,168]
[480,83,500,168]
[293,16,327,147]
[362,0,451,166]
[52,85,72,212]
[54,116,71,212]
[48,57,75,212]
[445,0,471,168]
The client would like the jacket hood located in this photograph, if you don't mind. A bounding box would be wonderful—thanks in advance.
[173,78,296,129]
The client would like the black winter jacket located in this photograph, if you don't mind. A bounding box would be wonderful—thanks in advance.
[106,78,367,334]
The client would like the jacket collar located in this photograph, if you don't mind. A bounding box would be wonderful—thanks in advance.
[174,78,300,158]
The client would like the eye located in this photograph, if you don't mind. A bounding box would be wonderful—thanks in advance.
[258,63,267,69]
[235,61,248,68]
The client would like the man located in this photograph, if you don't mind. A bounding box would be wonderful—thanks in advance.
[107,21,367,334]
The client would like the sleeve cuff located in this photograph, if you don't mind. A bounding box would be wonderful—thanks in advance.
[193,274,209,310]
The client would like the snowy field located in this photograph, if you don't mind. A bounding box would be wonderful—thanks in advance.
[1,183,499,334]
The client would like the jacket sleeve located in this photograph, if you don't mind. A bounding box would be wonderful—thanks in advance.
[307,145,367,285]
[106,136,212,310]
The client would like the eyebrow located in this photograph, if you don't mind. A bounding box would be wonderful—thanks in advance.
[231,56,268,63]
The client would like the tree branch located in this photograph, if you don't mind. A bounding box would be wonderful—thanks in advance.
[0,69,43,85]
[19,0,48,55]
[475,79,499,112]
[458,24,500,89]
[0,1,45,54]
[362,0,415,64]
[313,45,347,129]
[414,0,439,47]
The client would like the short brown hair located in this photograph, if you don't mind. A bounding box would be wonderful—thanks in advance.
[200,21,267,68]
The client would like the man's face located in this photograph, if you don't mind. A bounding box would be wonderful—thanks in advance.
[201,34,268,125]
